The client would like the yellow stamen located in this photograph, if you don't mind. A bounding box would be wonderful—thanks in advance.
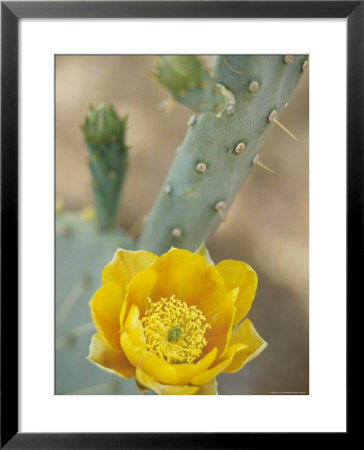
[142,295,211,364]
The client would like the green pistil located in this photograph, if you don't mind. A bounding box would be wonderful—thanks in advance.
[167,326,182,343]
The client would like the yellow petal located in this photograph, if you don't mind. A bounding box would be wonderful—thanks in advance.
[102,249,158,288]
[123,304,146,346]
[153,263,226,318]
[223,319,267,373]
[120,268,158,329]
[121,327,218,385]
[216,260,258,326]
[148,248,207,301]
[87,333,134,379]
[204,287,238,357]
[135,368,199,395]
[196,378,218,395]
[190,342,246,385]
[194,243,214,265]
[89,283,123,350]
[135,376,151,394]
[162,384,199,395]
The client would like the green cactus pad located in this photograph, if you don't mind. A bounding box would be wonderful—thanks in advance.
[56,212,138,395]
[139,55,308,254]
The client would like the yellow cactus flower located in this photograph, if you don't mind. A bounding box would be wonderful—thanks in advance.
[87,245,267,395]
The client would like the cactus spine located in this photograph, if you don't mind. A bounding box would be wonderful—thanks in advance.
[81,104,128,229]
[138,55,307,254]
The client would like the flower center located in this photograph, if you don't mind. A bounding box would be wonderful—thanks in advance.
[142,295,211,364]
[167,325,182,343]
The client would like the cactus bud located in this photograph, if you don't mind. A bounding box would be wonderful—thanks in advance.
[81,104,126,146]
[154,56,226,114]
[81,104,129,230]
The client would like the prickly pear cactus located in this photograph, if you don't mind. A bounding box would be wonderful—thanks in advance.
[81,104,129,230]
[56,56,307,395]
[138,55,308,254]
[55,212,137,394]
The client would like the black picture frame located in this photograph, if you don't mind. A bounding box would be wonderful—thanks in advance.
[1,1,356,447]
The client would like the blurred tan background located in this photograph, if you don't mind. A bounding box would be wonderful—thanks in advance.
[56,55,309,395]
